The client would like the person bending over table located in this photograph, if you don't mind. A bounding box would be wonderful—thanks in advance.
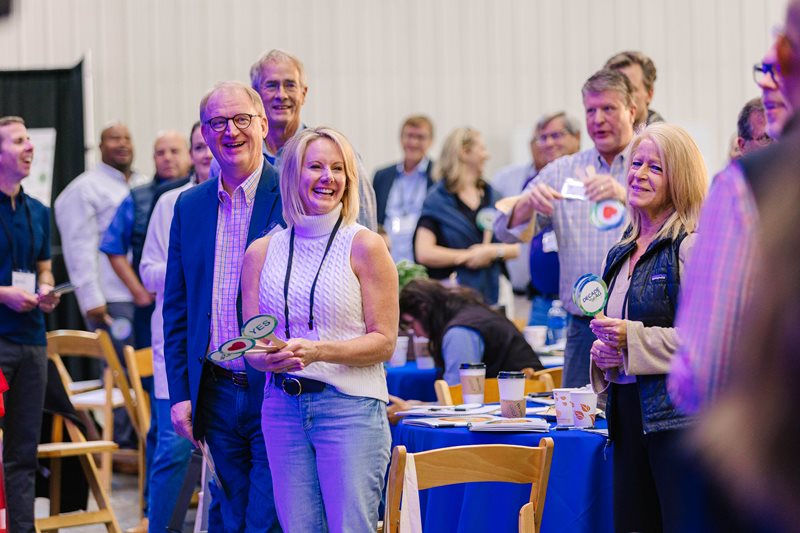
[588,123,708,532]
[399,278,543,386]
[413,127,518,305]
[242,126,397,532]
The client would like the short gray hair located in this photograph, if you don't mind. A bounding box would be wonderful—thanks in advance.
[582,69,635,109]
[199,81,266,121]
[249,49,307,92]
[535,111,581,136]
[737,97,766,140]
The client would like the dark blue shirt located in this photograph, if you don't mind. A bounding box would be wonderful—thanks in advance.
[0,188,51,345]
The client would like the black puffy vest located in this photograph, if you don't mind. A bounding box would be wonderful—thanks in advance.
[602,228,693,434]
[444,306,544,378]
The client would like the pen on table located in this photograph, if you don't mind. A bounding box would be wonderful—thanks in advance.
[453,403,482,411]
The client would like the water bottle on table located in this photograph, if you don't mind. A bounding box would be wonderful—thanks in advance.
[545,300,567,345]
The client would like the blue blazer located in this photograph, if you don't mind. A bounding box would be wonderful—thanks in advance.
[163,159,283,438]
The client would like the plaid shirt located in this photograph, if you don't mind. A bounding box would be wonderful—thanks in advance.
[495,146,629,315]
[209,163,262,371]
[669,162,759,413]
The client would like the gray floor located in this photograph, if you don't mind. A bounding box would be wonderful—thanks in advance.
[35,470,197,532]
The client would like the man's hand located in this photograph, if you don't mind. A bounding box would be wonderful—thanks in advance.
[132,287,155,307]
[513,183,563,220]
[86,305,112,327]
[171,400,198,446]
[37,284,61,313]
[0,286,38,313]
[584,167,626,203]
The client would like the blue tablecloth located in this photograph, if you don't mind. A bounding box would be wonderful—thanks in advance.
[393,406,613,533]
[386,362,438,401]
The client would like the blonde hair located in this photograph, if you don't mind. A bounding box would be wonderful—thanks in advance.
[279,126,360,227]
[433,127,485,192]
[199,81,266,121]
[620,123,707,245]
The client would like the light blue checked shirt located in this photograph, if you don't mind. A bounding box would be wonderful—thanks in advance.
[494,146,629,316]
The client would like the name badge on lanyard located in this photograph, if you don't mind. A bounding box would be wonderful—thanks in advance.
[12,270,36,295]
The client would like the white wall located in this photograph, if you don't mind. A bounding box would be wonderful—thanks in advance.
[0,0,787,180]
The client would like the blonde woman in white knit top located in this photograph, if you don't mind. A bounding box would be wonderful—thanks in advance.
[241,126,398,532]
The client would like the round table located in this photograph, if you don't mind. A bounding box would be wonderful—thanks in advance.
[386,362,439,402]
[393,405,613,533]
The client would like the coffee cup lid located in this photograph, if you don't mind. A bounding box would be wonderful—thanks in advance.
[497,371,525,379]
[460,362,486,369]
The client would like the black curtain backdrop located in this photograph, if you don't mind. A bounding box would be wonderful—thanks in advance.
[0,61,87,333]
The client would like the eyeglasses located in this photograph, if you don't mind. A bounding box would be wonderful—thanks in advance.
[535,130,569,144]
[753,62,779,86]
[204,113,260,132]
[742,133,772,146]
[260,80,302,95]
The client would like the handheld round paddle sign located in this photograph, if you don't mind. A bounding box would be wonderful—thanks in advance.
[590,199,625,231]
[207,336,257,363]
[242,314,279,340]
[572,274,608,316]
[475,207,498,232]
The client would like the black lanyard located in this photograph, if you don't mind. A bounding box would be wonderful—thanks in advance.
[0,196,35,272]
[283,214,344,339]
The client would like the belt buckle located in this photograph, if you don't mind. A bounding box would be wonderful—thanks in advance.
[281,376,302,396]
[232,373,248,387]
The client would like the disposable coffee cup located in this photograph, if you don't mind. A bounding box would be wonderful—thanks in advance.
[415,356,435,369]
[570,389,598,428]
[498,371,526,418]
[389,336,408,367]
[413,336,430,359]
[553,388,576,426]
[459,363,486,404]
[523,326,547,349]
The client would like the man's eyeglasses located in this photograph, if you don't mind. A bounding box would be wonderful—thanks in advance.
[205,113,260,132]
[535,130,569,144]
[753,62,779,86]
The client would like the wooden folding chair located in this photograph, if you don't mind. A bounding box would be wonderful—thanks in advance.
[124,346,153,524]
[434,374,555,406]
[532,367,562,390]
[36,415,121,532]
[384,439,554,533]
[47,329,142,489]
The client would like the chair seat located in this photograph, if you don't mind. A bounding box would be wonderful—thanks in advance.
[70,387,131,409]
[68,379,103,394]
[38,440,119,458]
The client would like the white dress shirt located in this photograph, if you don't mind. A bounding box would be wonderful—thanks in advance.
[54,162,149,314]
[140,181,193,399]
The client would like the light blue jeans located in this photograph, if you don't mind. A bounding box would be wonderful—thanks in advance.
[147,398,192,533]
[262,378,391,532]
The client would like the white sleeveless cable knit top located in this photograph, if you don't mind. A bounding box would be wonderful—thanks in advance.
[258,204,388,402]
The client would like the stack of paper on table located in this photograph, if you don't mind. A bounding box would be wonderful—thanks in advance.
[469,417,550,432]
[403,415,497,428]
[395,404,498,417]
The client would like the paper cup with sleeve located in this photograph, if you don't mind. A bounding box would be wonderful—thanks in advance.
[389,336,409,367]
[570,389,598,428]
[497,371,527,418]
[552,388,576,426]
[459,362,487,404]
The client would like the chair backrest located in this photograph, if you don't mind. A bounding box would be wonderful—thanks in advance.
[534,367,562,390]
[384,439,554,533]
[124,346,153,437]
[435,374,554,406]
[47,329,141,437]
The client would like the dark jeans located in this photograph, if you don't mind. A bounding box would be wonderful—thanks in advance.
[200,370,280,532]
[0,337,47,533]
[563,314,594,388]
[611,383,709,533]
